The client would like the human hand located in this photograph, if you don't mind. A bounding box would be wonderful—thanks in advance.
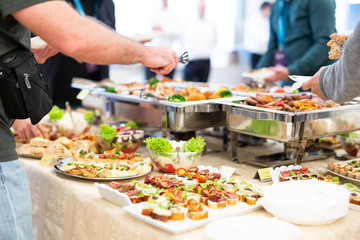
[141,46,178,75]
[12,119,49,142]
[31,43,58,64]
[264,66,289,82]
[302,67,328,99]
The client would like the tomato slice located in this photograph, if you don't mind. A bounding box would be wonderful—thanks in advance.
[187,199,199,211]
[118,153,126,159]
[175,168,188,176]
[99,154,105,159]
[128,152,136,159]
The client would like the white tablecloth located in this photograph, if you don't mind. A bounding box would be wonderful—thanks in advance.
[19,140,360,240]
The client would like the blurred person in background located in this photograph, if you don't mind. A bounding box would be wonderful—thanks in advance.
[243,2,271,69]
[40,0,116,108]
[1,1,177,238]
[303,21,360,103]
[256,0,336,87]
[145,0,183,80]
[182,0,217,82]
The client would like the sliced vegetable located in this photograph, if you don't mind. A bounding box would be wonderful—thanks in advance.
[84,110,95,123]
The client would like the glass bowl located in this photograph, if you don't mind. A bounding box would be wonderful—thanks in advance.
[147,149,202,173]
[339,133,360,157]
[97,128,144,153]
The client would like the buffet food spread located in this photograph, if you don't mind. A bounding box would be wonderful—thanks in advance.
[16,33,360,238]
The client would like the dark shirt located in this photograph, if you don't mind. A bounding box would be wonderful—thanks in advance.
[256,0,336,86]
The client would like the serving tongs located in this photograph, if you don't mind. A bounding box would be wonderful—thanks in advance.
[289,75,312,92]
[179,51,189,65]
[139,90,168,101]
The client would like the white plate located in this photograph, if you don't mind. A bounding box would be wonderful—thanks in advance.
[124,201,261,234]
[260,180,349,225]
[205,216,302,240]
[95,183,132,206]
[54,158,152,181]
[350,203,360,210]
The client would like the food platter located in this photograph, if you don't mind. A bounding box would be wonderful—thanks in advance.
[123,201,261,234]
[325,159,360,183]
[54,158,152,181]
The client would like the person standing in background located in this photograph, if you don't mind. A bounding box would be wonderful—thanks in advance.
[182,0,217,82]
[256,0,336,87]
[39,0,116,108]
[145,0,183,80]
[243,2,271,69]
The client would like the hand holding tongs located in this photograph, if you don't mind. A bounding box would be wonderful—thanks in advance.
[289,75,312,91]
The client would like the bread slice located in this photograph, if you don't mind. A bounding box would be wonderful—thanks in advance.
[208,199,226,209]
[188,206,209,220]
[150,209,171,222]
[141,208,153,216]
[169,206,188,221]
[30,137,53,147]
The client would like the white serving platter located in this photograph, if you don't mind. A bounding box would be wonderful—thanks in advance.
[123,201,261,234]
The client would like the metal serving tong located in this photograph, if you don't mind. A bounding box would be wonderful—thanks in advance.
[289,75,312,91]
[179,51,189,65]
[140,90,168,101]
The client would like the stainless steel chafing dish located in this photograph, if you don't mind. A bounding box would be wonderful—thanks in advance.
[223,99,360,166]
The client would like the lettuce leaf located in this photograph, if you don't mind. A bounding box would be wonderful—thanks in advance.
[145,137,174,153]
[48,105,64,120]
[84,110,95,123]
[98,123,117,146]
[182,137,206,152]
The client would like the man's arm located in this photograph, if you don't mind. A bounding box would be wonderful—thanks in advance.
[12,1,178,74]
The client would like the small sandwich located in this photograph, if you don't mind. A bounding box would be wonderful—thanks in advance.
[142,196,167,216]
[225,192,238,205]
[150,207,172,222]
[246,193,262,205]
[236,189,247,202]
[169,205,188,221]
[350,192,360,205]
[207,195,227,209]
[188,205,209,221]
[279,171,291,182]
[126,189,143,204]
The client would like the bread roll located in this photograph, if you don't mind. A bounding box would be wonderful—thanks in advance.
[16,144,46,158]
[45,142,72,159]
[30,137,53,147]
[56,137,74,149]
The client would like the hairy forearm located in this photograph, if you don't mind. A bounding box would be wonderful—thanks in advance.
[13,1,147,65]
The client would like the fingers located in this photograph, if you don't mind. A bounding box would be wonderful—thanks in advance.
[302,79,311,90]
[37,124,49,139]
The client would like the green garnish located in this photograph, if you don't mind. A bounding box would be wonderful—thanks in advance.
[149,77,161,88]
[105,86,117,93]
[98,123,118,147]
[182,137,206,152]
[125,121,138,129]
[48,105,65,120]
[145,137,175,153]
[84,110,95,123]
[168,94,186,102]
[219,90,232,98]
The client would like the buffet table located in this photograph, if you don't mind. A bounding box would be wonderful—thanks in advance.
[19,139,360,240]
